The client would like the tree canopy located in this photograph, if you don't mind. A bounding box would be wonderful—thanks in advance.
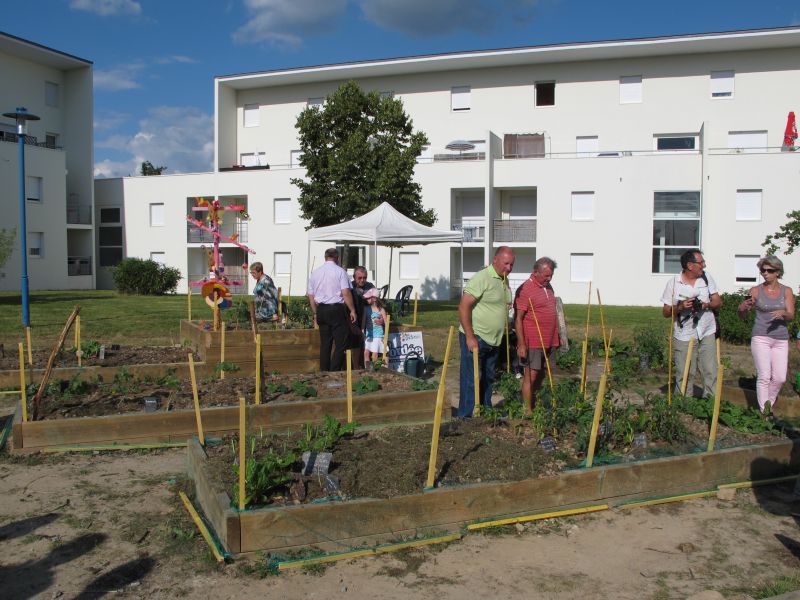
[0,228,15,269]
[291,80,434,229]
[763,210,800,256]
[140,161,167,176]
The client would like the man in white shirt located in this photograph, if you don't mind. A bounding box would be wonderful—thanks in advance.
[660,249,723,398]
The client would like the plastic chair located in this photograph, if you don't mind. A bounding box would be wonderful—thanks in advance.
[377,284,390,300]
[394,285,413,317]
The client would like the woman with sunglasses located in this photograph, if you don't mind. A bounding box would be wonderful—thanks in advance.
[738,256,795,412]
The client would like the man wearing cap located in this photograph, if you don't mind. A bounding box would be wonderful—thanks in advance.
[307,248,357,371]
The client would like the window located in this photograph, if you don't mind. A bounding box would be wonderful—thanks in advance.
[503,134,545,158]
[290,150,303,168]
[150,252,166,265]
[98,226,123,267]
[451,86,470,111]
[570,254,593,282]
[26,176,42,202]
[274,198,291,224]
[274,252,291,276]
[416,145,433,164]
[652,191,701,274]
[149,203,165,227]
[45,81,59,107]
[99,226,123,246]
[710,70,734,98]
[399,252,419,279]
[576,136,599,156]
[243,104,259,127]
[735,255,759,283]
[728,130,768,153]
[619,76,642,104]
[335,245,365,267]
[379,91,394,99]
[28,232,43,258]
[655,134,698,152]
[535,81,555,107]
[735,189,762,221]
[240,152,266,167]
[100,207,121,223]
[45,133,58,148]
[307,97,324,108]
[571,192,594,221]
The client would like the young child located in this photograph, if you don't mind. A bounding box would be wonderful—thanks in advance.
[362,288,388,370]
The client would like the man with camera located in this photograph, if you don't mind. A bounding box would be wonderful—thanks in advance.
[660,249,722,398]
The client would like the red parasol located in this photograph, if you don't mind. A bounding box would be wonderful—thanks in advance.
[783,111,797,150]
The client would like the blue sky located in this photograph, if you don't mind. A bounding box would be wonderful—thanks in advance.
[5,0,799,178]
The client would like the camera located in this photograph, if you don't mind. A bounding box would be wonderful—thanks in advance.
[691,297,703,313]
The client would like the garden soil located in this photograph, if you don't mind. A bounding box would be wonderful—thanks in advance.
[0,345,191,370]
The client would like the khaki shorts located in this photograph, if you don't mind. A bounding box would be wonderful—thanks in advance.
[526,347,557,371]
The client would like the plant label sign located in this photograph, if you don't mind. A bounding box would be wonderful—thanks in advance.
[301,451,332,476]
[386,331,425,373]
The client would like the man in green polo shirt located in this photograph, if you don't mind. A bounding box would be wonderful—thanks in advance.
[457,246,515,417]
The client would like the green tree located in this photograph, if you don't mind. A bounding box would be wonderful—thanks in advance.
[140,161,167,176]
[291,81,434,231]
[763,210,800,256]
[0,228,15,269]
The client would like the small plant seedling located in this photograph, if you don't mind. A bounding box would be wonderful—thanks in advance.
[352,375,381,395]
[215,361,241,376]
[265,382,289,394]
[291,380,317,398]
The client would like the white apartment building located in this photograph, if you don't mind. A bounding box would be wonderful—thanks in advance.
[0,32,95,290]
[96,27,800,305]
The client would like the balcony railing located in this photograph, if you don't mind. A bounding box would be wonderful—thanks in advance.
[493,219,537,243]
[451,220,485,242]
[189,266,247,295]
[67,204,92,225]
[68,256,92,276]
[0,131,62,150]
[188,220,248,244]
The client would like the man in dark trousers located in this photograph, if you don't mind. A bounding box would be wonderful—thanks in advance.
[350,266,375,367]
[307,248,357,371]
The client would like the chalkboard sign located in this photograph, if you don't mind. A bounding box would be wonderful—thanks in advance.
[539,436,556,453]
[386,331,425,373]
[301,451,332,476]
[634,432,648,448]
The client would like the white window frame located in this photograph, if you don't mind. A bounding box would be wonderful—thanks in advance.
[576,136,599,156]
[728,130,768,153]
[399,252,420,279]
[290,150,303,168]
[28,231,43,258]
[307,97,325,108]
[274,198,291,224]
[652,191,701,274]
[150,252,166,265]
[240,152,266,167]
[45,132,59,148]
[379,91,394,99]
[243,104,260,128]
[274,252,291,276]
[570,254,594,283]
[710,70,734,99]
[45,81,59,107]
[26,176,42,202]
[451,86,471,112]
[654,134,699,152]
[735,189,762,221]
[735,255,759,283]
[149,203,165,227]
[571,192,595,221]
[534,81,555,107]
[619,75,642,104]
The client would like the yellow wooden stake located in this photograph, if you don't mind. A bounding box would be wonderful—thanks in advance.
[504,275,510,373]
[667,285,676,404]
[277,287,282,318]
[707,364,724,452]
[468,504,608,530]
[213,302,219,332]
[187,290,192,321]
[425,325,454,489]
[220,321,226,380]
[528,298,554,395]
[382,314,391,364]
[254,334,262,405]
[585,372,608,468]
[716,337,721,367]
[188,353,205,446]
[596,290,610,374]
[346,349,353,423]
[580,282,592,394]
[604,329,613,374]
[680,338,695,396]
[18,342,27,422]
[472,347,480,417]
[412,292,419,326]
[238,396,246,511]
[76,315,82,367]
[25,326,32,366]
[179,492,224,562]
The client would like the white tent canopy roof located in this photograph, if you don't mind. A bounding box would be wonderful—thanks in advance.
[307,202,462,244]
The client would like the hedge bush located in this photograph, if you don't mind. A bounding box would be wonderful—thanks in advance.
[112,258,181,295]
[718,289,800,345]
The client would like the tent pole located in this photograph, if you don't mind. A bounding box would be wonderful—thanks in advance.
[306,240,311,282]
[374,236,378,286]
[460,239,464,299]
[388,246,393,297]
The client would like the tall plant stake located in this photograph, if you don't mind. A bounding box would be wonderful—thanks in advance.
[585,372,608,468]
[188,353,204,446]
[76,315,82,367]
[18,342,27,422]
[580,282,592,394]
[25,326,32,366]
[238,396,246,511]
[219,321,226,380]
[412,292,419,326]
[254,334,262,405]
[346,349,353,423]
[528,298,554,396]
[596,289,610,374]
[680,338,695,396]
[707,365,724,452]
[667,285,675,405]
[187,290,192,321]
[31,305,80,421]
[504,275,510,373]
[425,325,454,489]
[472,348,480,417]
[382,314,391,364]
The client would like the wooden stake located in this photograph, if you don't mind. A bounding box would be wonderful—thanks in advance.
[188,353,205,446]
[277,287,283,318]
[220,321,226,380]
[680,338,695,396]
[187,290,192,321]
[76,315,82,367]
[255,334,262,405]
[412,292,419,326]
[25,326,32,366]
[213,298,219,332]
[585,372,608,468]
[596,290,610,374]
[238,396,246,511]
[18,342,27,422]
[604,329,613,374]
[668,285,676,405]
[528,298,554,395]
[31,305,80,420]
[346,349,353,423]
[472,347,480,417]
[288,255,293,298]
[425,325,454,489]
[580,282,592,393]
[707,364,724,452]
[249,301,257,342]
[504,275,510,373]
[382,314,391,365]
[716,337,721,367]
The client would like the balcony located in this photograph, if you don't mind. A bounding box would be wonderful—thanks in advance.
[188,219,248,244]
[493,219,536,243]
[68,256,92,276]
[67,204,92,225]
[451,219,485,242]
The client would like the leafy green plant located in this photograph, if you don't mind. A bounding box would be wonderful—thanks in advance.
[159,367,181,390]
[373,358,384,370]
[265,382,289,394]
[215,361,241,376]
[112,367,139,394]
[232,438,297,508]
[352,375,381,395]
[632,324,666,369]
[643,395,688,443]
[410,378,436,391]
[495,372,521,405]
[63,374,90,398]
[296,415,357,453]
[718,290,754,345]
[554,341,582,371]
[112,257,181,295]
[286,299,314,329]
[79,340,103,359]
[674,395,775,434]
[291,380,317,398]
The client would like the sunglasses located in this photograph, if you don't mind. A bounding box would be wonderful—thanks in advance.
[760,268,778,274]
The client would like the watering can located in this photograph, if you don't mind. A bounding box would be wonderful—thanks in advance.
[404,351,423,378]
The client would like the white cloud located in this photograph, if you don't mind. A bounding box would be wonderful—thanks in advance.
[233,0,347,48]
[94,62,144,91]
[69,0,142,17]
[94,110,130,132]
[94,106,214,178]
[154,55,198,65]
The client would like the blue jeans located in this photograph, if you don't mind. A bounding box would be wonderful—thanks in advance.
[457,332,499,418]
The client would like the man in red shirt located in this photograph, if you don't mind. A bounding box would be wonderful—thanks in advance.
[514,257,559,412]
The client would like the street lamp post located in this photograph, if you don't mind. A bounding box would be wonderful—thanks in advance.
[3,107,40,327]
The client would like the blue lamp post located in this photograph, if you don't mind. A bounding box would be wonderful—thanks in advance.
[3,107,40,327]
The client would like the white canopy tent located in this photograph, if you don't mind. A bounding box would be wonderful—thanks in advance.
[306,202,464,296]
